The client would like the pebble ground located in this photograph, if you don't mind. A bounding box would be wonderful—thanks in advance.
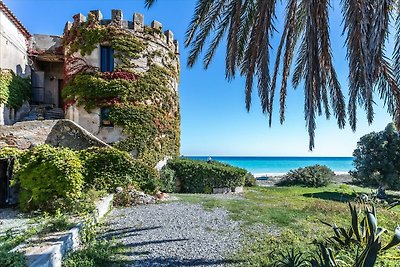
[100,202,242,267]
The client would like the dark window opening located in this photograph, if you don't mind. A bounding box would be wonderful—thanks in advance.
[100,46,114,72]
[101,108,114,127]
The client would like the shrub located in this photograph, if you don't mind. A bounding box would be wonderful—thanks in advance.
[166,158,247,193]
[244,172,257,187]
[0,147,23,172]
[351,123,400,190]
[0,250,26,267]
[80,147,137,192]
[63,240,126,267]
[80,147,160,194]
[16,145,84,212]
[277,165,334,187]
[159,167,176,192]
[131,160,160,194]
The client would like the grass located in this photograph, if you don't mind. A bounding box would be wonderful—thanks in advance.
[177,184,400,266]
[0,210,76,267]
[62,240,131,267]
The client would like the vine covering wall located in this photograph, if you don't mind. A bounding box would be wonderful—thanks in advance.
[62,11,180,166]
[0,70,30,108]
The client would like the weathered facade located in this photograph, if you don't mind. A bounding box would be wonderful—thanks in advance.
[64,11,180,145]
[0,2,180,165]
[0,1,30,125]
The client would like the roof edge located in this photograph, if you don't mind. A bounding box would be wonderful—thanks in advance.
[0,0,31,39]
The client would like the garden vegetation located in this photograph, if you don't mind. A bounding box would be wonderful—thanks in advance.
[351,123,400,190]
[0,145,160,213]
[277,164,335,187]
[163,158,253,193]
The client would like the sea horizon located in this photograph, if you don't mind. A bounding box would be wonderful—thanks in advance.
[187,156,354,175]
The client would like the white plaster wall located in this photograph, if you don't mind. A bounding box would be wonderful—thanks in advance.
[65,105,125,144]
[0,11,29,75]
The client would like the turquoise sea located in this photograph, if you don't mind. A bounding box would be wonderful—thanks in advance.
[188,156,354,174]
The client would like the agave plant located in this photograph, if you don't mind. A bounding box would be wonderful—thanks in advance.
[321,203,400,267]
[273,248,308,267]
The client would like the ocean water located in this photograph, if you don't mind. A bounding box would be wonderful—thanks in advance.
[188,156,354,174]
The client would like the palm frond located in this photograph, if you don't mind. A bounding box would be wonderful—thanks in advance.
[144,0,157,8]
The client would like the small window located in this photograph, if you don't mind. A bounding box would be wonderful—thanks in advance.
[100,46,114,72]
[100,108,114,127]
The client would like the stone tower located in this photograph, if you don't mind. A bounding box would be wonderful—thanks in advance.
[62,10,180,166]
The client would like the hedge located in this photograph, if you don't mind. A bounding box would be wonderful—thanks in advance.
[1,145,160,212]
[165,158,249,193]
[16,145,84,212]
[277,164,334,187]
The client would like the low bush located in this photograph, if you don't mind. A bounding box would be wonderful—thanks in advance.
[351,123,400,190]
[63,240,127,267]
[166,158,247,193]
[277,165,334,187]
[244,172,257,187]
[0,145,160,212]
[0,250,26,267]
[80,147,137,192]
[80,147,160,194]
[131,160,160,194]
[159,167,176,193]
[16,145,84,212]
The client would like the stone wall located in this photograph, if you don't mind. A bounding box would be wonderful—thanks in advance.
[0,119,109,150]
[0,4,30,125]
[0,8,29,75]
[64,10,180,146]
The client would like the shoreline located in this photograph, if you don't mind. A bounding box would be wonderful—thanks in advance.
[253,171,349,178]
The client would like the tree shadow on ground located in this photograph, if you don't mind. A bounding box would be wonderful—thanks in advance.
[125,238,189,248]
[99,226,161,239]
[127,257,243,266]
[303,191,356,202]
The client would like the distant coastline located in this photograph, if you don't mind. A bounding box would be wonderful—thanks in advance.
[188,156,354,174]
[253,171,349,178]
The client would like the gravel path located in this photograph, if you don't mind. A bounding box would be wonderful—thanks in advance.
[100,202,242,267]
[0,208,33,236]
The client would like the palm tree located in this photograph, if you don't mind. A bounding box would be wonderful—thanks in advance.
[145,0,400,150]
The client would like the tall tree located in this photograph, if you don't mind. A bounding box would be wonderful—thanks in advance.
[145,0,400,150]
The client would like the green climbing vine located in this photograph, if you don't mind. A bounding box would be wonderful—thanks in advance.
[63,19,180,166]
[0,70,30,108]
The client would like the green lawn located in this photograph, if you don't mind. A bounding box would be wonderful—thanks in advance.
[177,185,400,266]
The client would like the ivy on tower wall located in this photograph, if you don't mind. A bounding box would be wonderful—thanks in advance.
[63,12,180,166]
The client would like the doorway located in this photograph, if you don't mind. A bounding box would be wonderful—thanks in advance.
[58,79,64,108]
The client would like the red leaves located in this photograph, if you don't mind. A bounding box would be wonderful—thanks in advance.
[100,71,137,81]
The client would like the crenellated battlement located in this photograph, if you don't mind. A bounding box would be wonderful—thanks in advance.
[64,10,179,54]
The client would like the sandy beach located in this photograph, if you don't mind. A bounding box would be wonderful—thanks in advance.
[253,171,349,178]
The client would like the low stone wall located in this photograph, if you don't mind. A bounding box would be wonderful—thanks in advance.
[0,119,109,150]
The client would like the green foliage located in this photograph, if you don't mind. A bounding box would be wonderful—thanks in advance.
[273,248,307,267]
[166,158,247,193]
[0,147,23,173]
[244,172,257,187]
[309,203,400,267]
[131,160,160,194]
[0,70,30,108]
[63,18,180,167]
[79,147,138,192]
[159,167,176,193]
[63,240,127,267]
[277,165,335,187]
[16,145,84,212]
[4,145,160,212]
[351,123,400,190]
[64,19,144,62]
[63,65,180,167]
[80,147,160,194]
[0,250,26,267]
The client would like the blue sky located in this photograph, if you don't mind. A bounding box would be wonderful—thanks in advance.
[4,0,395,156]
